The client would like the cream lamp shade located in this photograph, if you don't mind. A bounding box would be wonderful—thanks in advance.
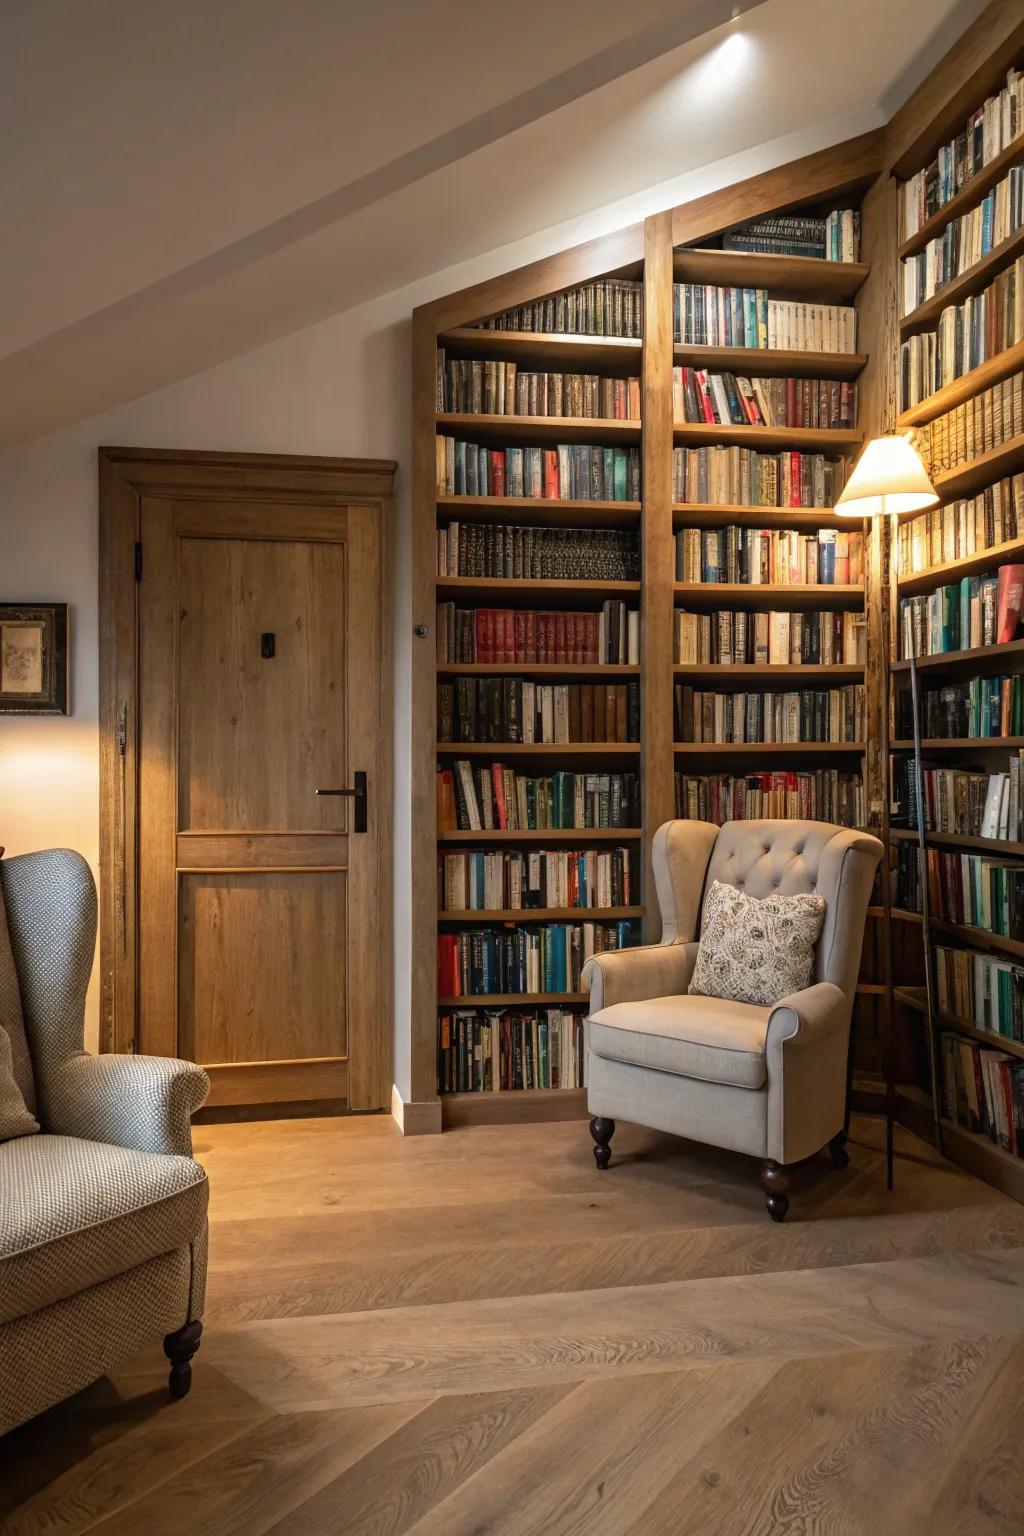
[834,434,939,518]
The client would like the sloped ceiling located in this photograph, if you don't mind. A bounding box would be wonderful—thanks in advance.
[0,0,985,448]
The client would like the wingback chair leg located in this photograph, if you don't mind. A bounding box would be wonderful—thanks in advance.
[164,1320,203,1401]
[590,1117,615,1170]
[759,1160,790,1222]
[828,1129,850,1170]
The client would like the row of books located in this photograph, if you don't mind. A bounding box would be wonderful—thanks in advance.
[436,438,642,503]
[675,525,863,586]
[674,769,863,827]
[436,921,635,997]
[672,446,848,508]
[674,685,866,745]
[897,761,1024,843]
[435,603,639,666]
[899,68,1024,240]
[675,609,866,667]
[935,944,1024,1045]
[436,764,640,834]
[941,1033,1024,1156]
[897,564,1024,660]
[438,846,637,913]
[925,373,1024,478]
[475,279,644,338]
[900,166,1024,315]
[895,674,1024,740]
[673,369,857,430]
[437,679,640,745]
[896,476,1024,574]
[672,285,856,351]
[901,256,1024,407]
[897,845,1024,939]
[435,353,641,419]
[719,209,860,261]
[436,523,638,581]
[437,1010,585,1095]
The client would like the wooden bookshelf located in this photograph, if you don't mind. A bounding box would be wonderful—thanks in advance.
[890,736,1024,751]
[673,662,864,682]
[672,503,857,531]
[931,433,1024,499]
[674,741,865,757]
[437,828,643,843]
[438,992,588,1007]
[439,907,644,922]
[670,344,867,379]
[899,223,1024,339]
[896,531,1024,594]
[439,327,642,371]
[896,131,1024,259]
[436,412,641,445]
[436,663,641,678]
[437,742,641,756]
[896,338,1024,427]
[887,827,1024,857]
[672,423,862,453]
[437,495,641,528]
[891,638,1024,678]
[673,581,863,610]
[435,577,641,606]
[672,248,870,301]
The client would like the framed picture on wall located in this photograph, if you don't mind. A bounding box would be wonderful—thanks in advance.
[0,604,69,714]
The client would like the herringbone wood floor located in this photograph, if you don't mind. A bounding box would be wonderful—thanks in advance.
[3,1113,1024,1534]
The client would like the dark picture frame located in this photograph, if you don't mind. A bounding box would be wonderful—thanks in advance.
[0,603,69,715]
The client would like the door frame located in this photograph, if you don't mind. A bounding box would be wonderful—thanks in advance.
[98,446,397,1109]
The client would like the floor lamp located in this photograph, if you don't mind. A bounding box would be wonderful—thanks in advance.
[835,435,940,1187]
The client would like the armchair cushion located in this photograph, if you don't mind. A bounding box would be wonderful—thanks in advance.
[588,993,770,1089]
[0,1134,208,1324]
[689,880,825,1007]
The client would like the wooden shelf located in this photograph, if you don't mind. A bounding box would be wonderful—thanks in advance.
[891,638,1024,679]
[673,423,862,454]
[671,344,866,379]
[673,662,864,681]
[900,226,1024,339]
[439,907,643,922]
[672,248,870,301]
[890,737,1024,751]
[441,1084,588,1128]
[894,985,927,1013]
[674,582,864,611]
[897,134,1024,259]
[674,741,865,756]
[438,992,588,1007]
[931,434,1024,501]
[931,918,1024,963]
[936,1013,1024,1062]
[436,412,641,445]
[437,742,640,757]
[672,503,859,531]
[436,494,640,528]
[887,827,1024,857]
[435,578,641,608]
[436,663,640,678]
[939,1118,1024,1201]
[439,327,642,371]
[438,828,643,844]
[896,339,1024,428]
[897,532,1024,594]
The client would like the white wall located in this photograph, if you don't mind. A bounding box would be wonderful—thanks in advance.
[0,107,878,1073]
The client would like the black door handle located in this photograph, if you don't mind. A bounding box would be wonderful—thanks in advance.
[314,771,367,833]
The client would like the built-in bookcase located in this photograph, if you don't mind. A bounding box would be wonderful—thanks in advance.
[886,51,1024,1201]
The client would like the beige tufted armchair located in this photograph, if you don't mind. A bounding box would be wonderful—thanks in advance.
[0,850,210,1435]
[582,819,883,1220]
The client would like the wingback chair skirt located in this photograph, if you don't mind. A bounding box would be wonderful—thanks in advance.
[582,820,884,1220]
[0,849,210,1435]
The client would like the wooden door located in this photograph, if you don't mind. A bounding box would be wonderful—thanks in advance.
[101,452,394,1113]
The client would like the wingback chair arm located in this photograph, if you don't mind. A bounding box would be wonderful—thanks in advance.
[46,1053,211,1157]
[583,942,700,1012]
[766,980,848,1053]
[765,980,850,1165]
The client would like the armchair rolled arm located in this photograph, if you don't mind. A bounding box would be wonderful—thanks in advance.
[764,981,851,1165]
[766,981,848,1054]
[583,942,699,1012]
[44,1053,210,1157]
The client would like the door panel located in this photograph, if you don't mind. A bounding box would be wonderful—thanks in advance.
[178,871,347,1064]
[135,491,383,1109]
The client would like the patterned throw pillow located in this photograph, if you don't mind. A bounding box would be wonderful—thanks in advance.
[689,880,826,1008]
[0,1025,38,1141]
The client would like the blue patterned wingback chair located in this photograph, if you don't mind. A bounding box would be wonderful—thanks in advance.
[0,849,210,1435]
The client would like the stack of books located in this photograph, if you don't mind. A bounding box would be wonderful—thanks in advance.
[437,763,641,833]
[437,352,640,418]
[474,280,644,337]
[935,944,1024,1043]
[673,285,856,350]
[898,844,1024,937]
[674,685,865,744]
[675,768,863,826]
[897,759,1024,841]
[675,609,866,667]
[437,678,640,744]
[899,68,1024,241]
[672,446,848,506]
[438,1009,586,1094]
[435,603,638,665]
[673,369,856,428]
[437,523,638,580]
[438,845,637,912]
[897,476,1024,573]
[675,525,863,584]
[718,209,860,260]
[436,439,642,500]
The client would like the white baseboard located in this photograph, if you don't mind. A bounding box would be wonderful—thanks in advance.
[390,1083,443,1135]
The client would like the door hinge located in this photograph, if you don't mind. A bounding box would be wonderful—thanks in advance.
[134,541,143,581]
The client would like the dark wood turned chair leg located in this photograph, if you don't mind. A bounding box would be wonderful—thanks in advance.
[589,1116,615,1170]
[829,1129,850,1170]
[758,1160,790,1222]
[163,1320,203,1401]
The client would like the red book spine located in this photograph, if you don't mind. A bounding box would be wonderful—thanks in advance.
[537,615,549,664]
[483,608,495,664]
[586,613,598,663]
[543,450,560,499]
[514,610,527,663]
[492,763,507,829]
[474,609,488,663]
[490,450,505,497]
[790,451,801,508]
[526,610,538,662]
